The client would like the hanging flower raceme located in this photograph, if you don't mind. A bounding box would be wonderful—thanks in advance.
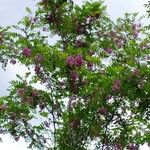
[30,17,37,24]
[10,59,16,65]
[70,71,79,81]
[66,54,84,67]
[104,48,112,54]
[75,54,84,67]
[17,88,25,96]
[35,54,44,63]
[70,118,80,129]
[34,65,41,74]
[87,62,93,70]
[22,48,31,57]
[127,143,138,150]
[98,107,108,115]
[112,80,121,91]
[132,69,140,76]
[132,23,141,38]
[0,103,8,110]
[66,55,75,67]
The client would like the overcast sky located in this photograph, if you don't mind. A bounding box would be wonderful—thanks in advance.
[0,0,149,149]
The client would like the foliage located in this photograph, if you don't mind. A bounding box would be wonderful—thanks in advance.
[0,0,150,149]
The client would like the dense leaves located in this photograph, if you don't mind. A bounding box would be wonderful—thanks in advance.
[0,0,150,150]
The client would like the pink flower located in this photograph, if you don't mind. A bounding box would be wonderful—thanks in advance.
[32,90,38,97]
[70,71,78,81]
[39,103,45,110]
[66,55,84,67]
[116,40,124,48]
[34,65,41,74]
[76,24,86,35]
[98,107,107,115]
[112,80,121,91]
[14,136,20,142]
[46,13,54,23]
[30,17,37,24]
[132,69,140,76]
[75,54,84,67]
[44,121,50,128]
[22,48,31,57]
[0,129,4,134]
[87,62,93,70]
[27,96,34,104]
[70,118,80,129]
[132,23,141,30]
[114,144,122,150]
[104,48,112,54]
[35,54,44,63]
[59,81,65,87]
[86,16,94,24]
[133,31,139,38]
[132,23,141,38]
[127,143,138,150]
[146,55,150,60]
[10,59,16,64]
[66,55,75,67]
[68,95,77,110]
[0,103,8,110]
[17,88,25,96]
[75,39,85,47]
[43,27,48,31]
[106,95,112,100]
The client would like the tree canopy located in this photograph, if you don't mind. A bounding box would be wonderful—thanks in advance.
[0,0,150,149]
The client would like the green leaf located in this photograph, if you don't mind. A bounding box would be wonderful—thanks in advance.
[40,112,49,118]
[26,7,32,13]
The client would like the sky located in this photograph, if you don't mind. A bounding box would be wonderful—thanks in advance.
[0,0,149,149]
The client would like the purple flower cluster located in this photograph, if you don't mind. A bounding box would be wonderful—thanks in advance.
[43,26,48,32]
[76,24,86,35]
[87,62,93,70]
[127,143,138,150]
[132,69,140,76]
[98,107,107,115]
[66,54,84,67]
[34,65,41,74]
[43,121,50,128]
[132,23,141,38]
[75,39,85,47]
[14,136,20,142]
[17,88,25,96]
[22,48,31,57]
[112,80,121,91]
[32,90,38,97]
[70,71,79,81]
[10,59,16,65]
[116,39,124,48]
[46,13,54,24]
[75,55,84,67]
[0,103,8,110]
[66,56,75,67]
[114,144,122,150]
[30,17,37,24]
[35,54,44,63]
[70,118,80,129]
[104,48,112,54]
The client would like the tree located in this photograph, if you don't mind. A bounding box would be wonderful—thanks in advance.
[0,0,150,149]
